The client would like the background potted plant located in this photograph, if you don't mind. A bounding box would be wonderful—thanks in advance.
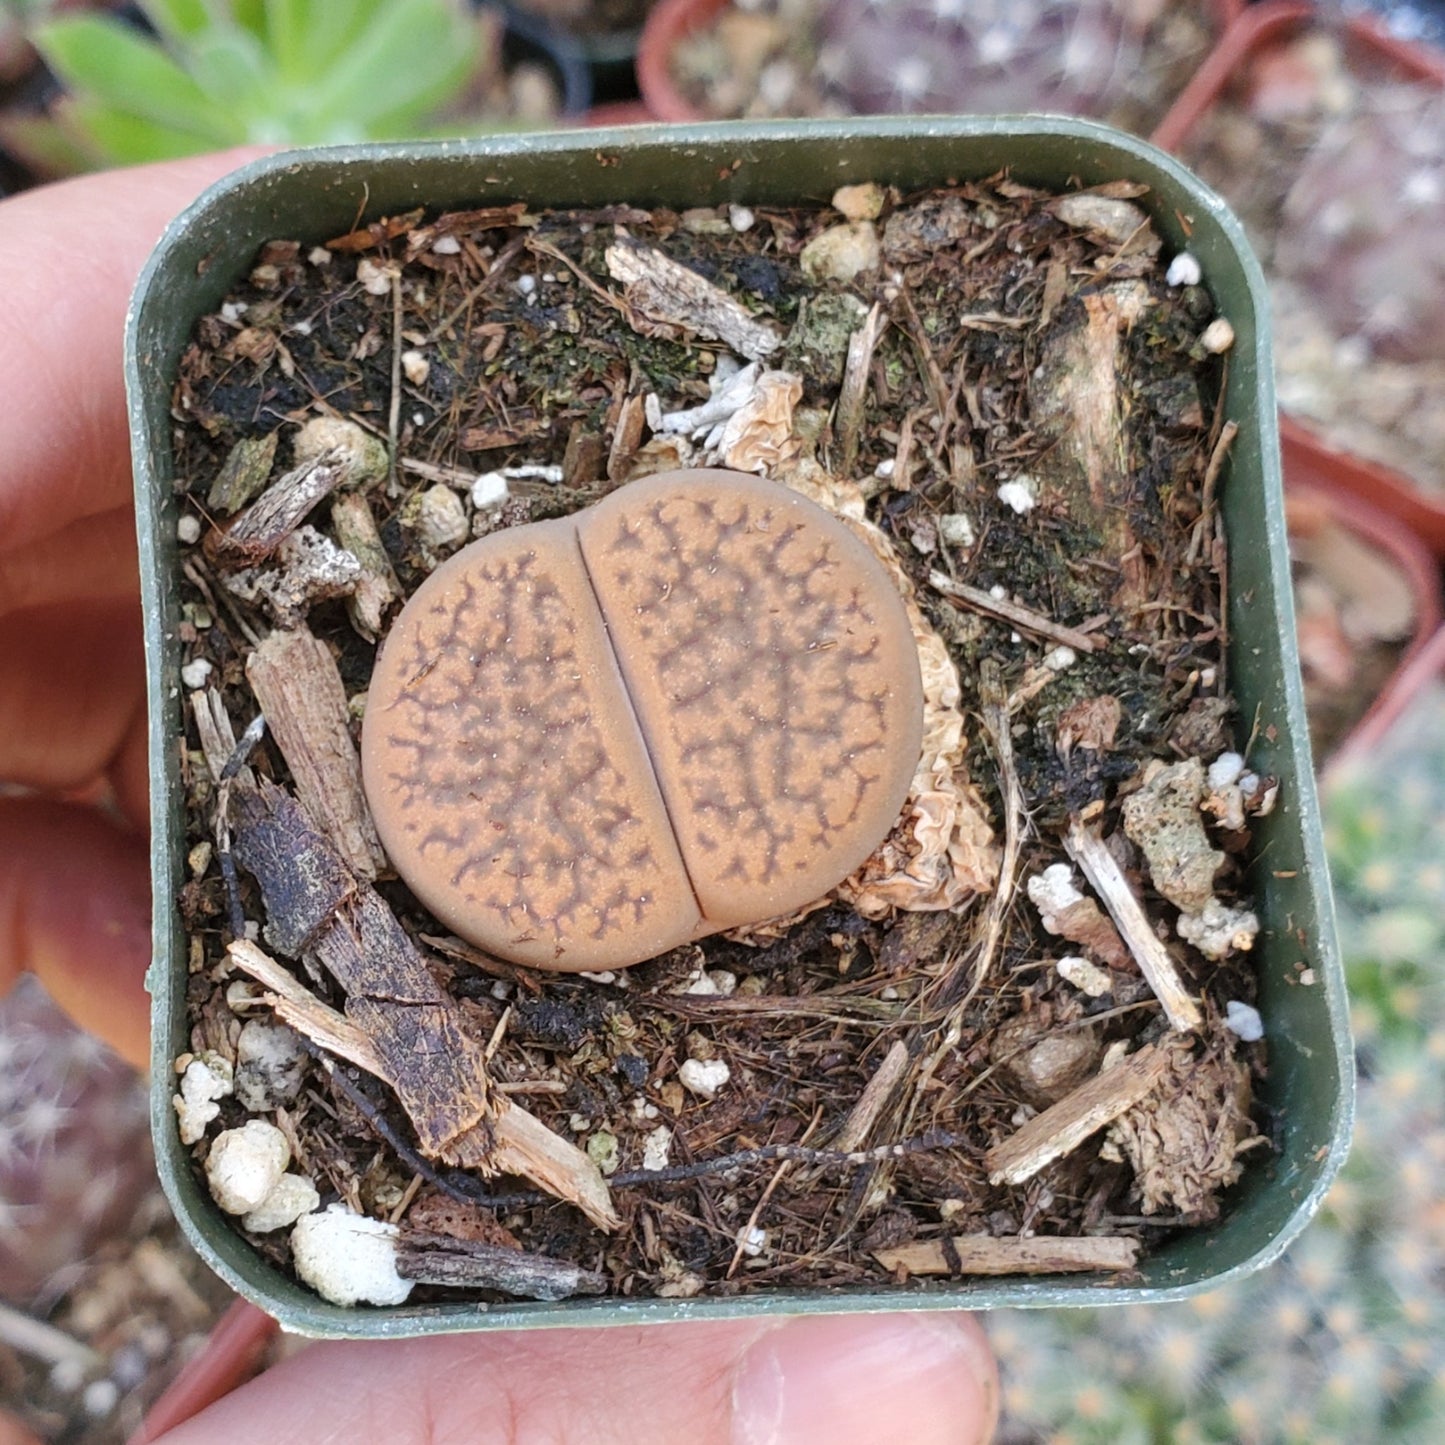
[1154,0,1445,554]
[638,0,1242,127]
[0,0,591,181]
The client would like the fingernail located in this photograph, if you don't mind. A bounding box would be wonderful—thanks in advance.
[733,1313,998,1445]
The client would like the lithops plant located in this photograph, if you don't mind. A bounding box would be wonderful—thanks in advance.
[362,468,924,971]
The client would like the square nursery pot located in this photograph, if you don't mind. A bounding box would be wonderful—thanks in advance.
[127,118,1353,1338]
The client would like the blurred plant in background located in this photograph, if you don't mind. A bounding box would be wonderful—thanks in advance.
[0,0,534,175]
[991,693,1445,1444]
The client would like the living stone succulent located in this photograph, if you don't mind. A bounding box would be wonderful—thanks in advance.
[362,469,924,971]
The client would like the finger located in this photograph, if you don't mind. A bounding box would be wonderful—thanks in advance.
[0,597,144,793]
[0,505,139,616]
[0,798,151,1071]
[0,1411,42,1445]
[0,147,272,552]
[151,1312,997,1445]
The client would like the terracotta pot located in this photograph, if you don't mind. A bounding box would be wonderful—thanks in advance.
[1283,435,1444,780]
[640,0,1245,123]
[1153,0,1445,553]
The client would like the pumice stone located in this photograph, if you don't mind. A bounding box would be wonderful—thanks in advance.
[361,468,924,971]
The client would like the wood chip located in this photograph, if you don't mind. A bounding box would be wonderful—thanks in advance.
[984,1042,1170,1186]
[245,626,386,881]
[227,938,620,1231]
[874,1233,1139,1276]
[836,302,887,479]
[605,233,781,361]
[395,1230,607,1300]
[330,492,402,641]
[1065,821,1204,1032]
[205,446,367,569]
[207,432,279,516]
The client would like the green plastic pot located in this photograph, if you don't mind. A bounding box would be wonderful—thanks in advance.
[127,117,1352,1338]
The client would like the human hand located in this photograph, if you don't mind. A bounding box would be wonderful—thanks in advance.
[0,154,998,1445]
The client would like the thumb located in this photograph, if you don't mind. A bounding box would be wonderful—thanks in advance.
[151,1313,998,1445]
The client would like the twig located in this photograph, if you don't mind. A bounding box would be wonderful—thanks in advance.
[726,1106,821,1280]
[388,273,403,485]
[1065,820,1204,1033]
[836,302,887,478]
[0,1301,102,1371]
[426,235,526,344]
[834,1040,911,1153]
[395,1229,607,1300]
[1186,418,1239,567]
[929,571,1099,654]
[984,1043,1170,1186]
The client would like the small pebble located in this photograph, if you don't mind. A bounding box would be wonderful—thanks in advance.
[83,1379,120,1419]
[1166,251,1202,287]
[642,1124,673,1172]
[832,182,885,221]
[729,204,756,232]
[177,514,202,545]
[679,1058,731,1100]
[1200,318,1235,354]
[938,513,975,548]
[205,1119,290,1215]
[401,349,430,386]
[1224,999,1265,1042]
[736,1224,768,1257]
[356,257,395,296]
[800,222,880,284]
[1057,955,1112,997]
[432,234,461,255]
[180,657,213,691]
[291,1204,412,1307]
[307,246,331,266]
[244,1173,320,1234]
[997,479,1036,515]
[470,471,509,509]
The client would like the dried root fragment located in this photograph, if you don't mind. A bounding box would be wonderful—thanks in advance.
[1122,758,1223,915]
[223,525,362,625]
[1103,1037,1260,1220]
[1122,757,1261,961]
